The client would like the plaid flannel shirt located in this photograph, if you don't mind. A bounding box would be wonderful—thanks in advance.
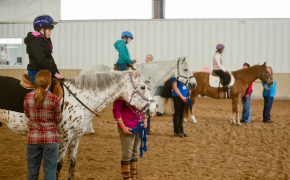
[24,90,63,144]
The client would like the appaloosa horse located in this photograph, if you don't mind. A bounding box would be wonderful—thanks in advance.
[0,69,156,180]
[80,57,197,134]
[184,62,273,126]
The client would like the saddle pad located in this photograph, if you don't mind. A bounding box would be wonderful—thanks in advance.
[209,73,235,88]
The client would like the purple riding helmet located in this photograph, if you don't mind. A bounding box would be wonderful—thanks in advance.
[216,44,225,50]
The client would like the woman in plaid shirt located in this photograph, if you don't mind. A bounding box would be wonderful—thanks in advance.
[24,70,63,180]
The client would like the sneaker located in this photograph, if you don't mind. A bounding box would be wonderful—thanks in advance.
[156,112,163,116]
[147,131,152,135]
[174,133,184,138]
[263,120,273,123]
[240,120,250,123]
[183,133,188,137]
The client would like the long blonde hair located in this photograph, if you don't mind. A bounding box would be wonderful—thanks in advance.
[35,70,51,108]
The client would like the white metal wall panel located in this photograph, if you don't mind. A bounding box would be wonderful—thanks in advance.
[0,19,290,73]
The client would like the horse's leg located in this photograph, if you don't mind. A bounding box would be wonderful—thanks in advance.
[190,97,197,123]
[67,137,81,180]
[235,98,241,126]
[88,122,95,135]
[230,100,236,124]
[56,137,70,180]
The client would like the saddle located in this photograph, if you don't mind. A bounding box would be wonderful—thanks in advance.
[209,73,235,88]
[113,64,136,71]
[21,74,63,99]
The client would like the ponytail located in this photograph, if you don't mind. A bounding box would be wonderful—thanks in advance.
[35,86,46,108]
[34,70,51,109]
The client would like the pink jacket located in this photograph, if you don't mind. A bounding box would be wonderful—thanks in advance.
[113,100,144,129]
[246,83,253,95]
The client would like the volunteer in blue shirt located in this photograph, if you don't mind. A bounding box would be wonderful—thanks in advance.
[171,77,189,138]
[262,67,276,123]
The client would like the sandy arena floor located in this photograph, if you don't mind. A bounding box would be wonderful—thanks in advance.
[0,99,289,180]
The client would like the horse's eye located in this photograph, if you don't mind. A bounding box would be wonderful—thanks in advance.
[141,86,146,90]
[184,69,188,71]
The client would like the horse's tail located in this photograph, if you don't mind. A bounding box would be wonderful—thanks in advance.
[184,103,191,121]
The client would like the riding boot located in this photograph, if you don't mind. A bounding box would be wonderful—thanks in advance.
[130,159,137,180]
[227,85,231,98]
[223,86,229,99]
[121,161,131,180]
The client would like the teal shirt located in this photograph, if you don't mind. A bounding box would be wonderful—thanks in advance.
[262,80,276,97]
[114,40,133,64]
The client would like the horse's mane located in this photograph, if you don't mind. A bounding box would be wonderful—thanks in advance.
[64,71,125,89]
[232,64,260,74]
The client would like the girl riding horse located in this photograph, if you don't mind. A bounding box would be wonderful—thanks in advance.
[24,15,61,86]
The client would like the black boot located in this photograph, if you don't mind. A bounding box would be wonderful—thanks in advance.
[223,86,229,99]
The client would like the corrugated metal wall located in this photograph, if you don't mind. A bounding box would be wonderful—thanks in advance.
[0,19,289,73]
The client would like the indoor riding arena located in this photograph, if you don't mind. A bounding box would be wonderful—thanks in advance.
[0,1,290,180]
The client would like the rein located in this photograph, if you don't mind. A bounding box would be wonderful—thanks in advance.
[232,65,270,84]
[60,81,115,124]
[60,72,154,124]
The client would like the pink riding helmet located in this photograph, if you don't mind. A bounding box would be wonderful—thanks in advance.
[216,44,225,50]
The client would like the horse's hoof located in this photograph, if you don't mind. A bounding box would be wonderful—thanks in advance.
[89,132,95,135]
[191,119,197,123]
[236,123,241,126]
[0,122,2,127]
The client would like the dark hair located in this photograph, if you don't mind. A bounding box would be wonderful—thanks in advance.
[216,48,223,54]
[243,63,250,68]
[35,25,54,32]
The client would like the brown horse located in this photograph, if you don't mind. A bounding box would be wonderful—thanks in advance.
[184,62,273,126]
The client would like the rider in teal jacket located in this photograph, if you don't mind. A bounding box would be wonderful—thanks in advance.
[114,31,136,71]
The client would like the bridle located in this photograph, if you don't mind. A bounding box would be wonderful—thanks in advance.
[176,59,195,85]
[260,65,272,84]
[127,72,155,115]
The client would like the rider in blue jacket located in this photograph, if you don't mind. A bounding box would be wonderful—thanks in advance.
[114,31,137,71]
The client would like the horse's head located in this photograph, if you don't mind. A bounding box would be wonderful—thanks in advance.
[176,57,197,90]
[260,62,273,86]
[121,68,157,118]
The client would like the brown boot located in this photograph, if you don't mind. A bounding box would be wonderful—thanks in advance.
[121,161,131,180]
[130,159,137,180]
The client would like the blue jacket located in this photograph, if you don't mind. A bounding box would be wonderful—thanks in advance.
[263,80,276,97]
[114,40,133,64]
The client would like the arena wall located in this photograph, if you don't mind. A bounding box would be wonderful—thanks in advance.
[0,19,290,73]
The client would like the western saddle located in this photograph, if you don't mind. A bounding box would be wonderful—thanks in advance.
[21,74,63,99]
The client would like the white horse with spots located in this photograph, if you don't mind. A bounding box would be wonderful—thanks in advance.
[0,69,156,180]
[80,57,197,134]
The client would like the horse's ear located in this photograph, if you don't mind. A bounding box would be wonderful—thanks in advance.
[262,62,266,66]
[178,57,186,62]
[133,68,142,77]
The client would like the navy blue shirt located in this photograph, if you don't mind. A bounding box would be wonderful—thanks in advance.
[171,77,189,97]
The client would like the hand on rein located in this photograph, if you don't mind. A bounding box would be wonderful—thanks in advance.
[122,126,132,135]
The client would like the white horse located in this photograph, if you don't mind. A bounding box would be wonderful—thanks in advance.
[80,57,197,133]
[0,69,156,180]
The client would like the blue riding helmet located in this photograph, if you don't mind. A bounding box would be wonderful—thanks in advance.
[33,15,57,30]
[121,31,133,39]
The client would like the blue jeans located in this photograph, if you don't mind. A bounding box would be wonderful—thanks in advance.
[116,63,129,71]
[26,143,59,180]
[241,92,252,122]
[28,71,38,87]
[28,71,51,91]
[263,96,274,121]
